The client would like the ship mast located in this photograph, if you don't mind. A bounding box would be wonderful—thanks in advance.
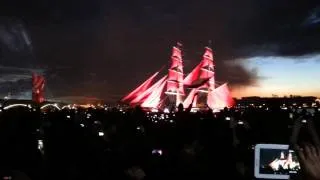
[165,42,185,107]
[207,41,215,91]
[182,42,215,109]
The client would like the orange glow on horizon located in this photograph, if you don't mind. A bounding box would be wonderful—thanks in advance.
[231,86,320,98]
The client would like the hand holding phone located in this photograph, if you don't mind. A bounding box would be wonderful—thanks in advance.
[289,113,320,180]
[296,144,320,180]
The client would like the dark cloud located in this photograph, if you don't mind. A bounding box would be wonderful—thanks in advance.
[0,78,31,97]
[303,7,320,26]
[0,66,44,98]
[0,0,319,100]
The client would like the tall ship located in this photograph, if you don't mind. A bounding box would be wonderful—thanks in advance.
[121,43,234,111]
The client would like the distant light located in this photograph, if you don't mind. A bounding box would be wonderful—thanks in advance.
[86,113,91,119]
[191,108,198,113]
[289,113,293,119]
[151,109,158,113]
[302,120,307,123]
[169,120,174,123]
[238,121,244,125]
[66,115,71,119]
[154,120,158,123]
[225,117,231,121]
[40,104,61,110]
[38,140,43,152]
[62,105,71,109]
[80,124,85,127]
[3,104,28,110]
[98,132,104,136]
[137,126,141,130]
[164,108,170,113]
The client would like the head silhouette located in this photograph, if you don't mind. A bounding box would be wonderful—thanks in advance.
[178,103,184,112]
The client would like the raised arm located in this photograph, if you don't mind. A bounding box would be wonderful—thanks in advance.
[294,115,320,180]
[290,116,303,145]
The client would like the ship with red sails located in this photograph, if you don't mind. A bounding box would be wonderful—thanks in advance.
[121,43,235,112]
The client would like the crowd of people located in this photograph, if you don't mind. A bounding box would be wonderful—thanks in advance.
[0,103,320,180]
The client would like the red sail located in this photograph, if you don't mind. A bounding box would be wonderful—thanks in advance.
[207,83,234,109]
[130,75,168,105]
[122,71,160,102]
[201,47,214,67]
[170,46,183,69]
[199,47,215,89]
[141,79,167,108]
[166,45,184,95]
[187,77,211,89]
[183,62,203,86]
[184,47,215,90]
[32,73,45,103]
[183,88,198,108]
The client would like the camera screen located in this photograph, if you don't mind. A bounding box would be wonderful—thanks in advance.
[152,149,162,156]
[259,149,300,175]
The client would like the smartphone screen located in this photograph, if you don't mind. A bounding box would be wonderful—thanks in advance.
[260,149,300,174]
[152,149,163,156]
[255,144,300,179]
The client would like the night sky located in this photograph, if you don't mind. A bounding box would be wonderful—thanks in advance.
[0,0,319,102]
